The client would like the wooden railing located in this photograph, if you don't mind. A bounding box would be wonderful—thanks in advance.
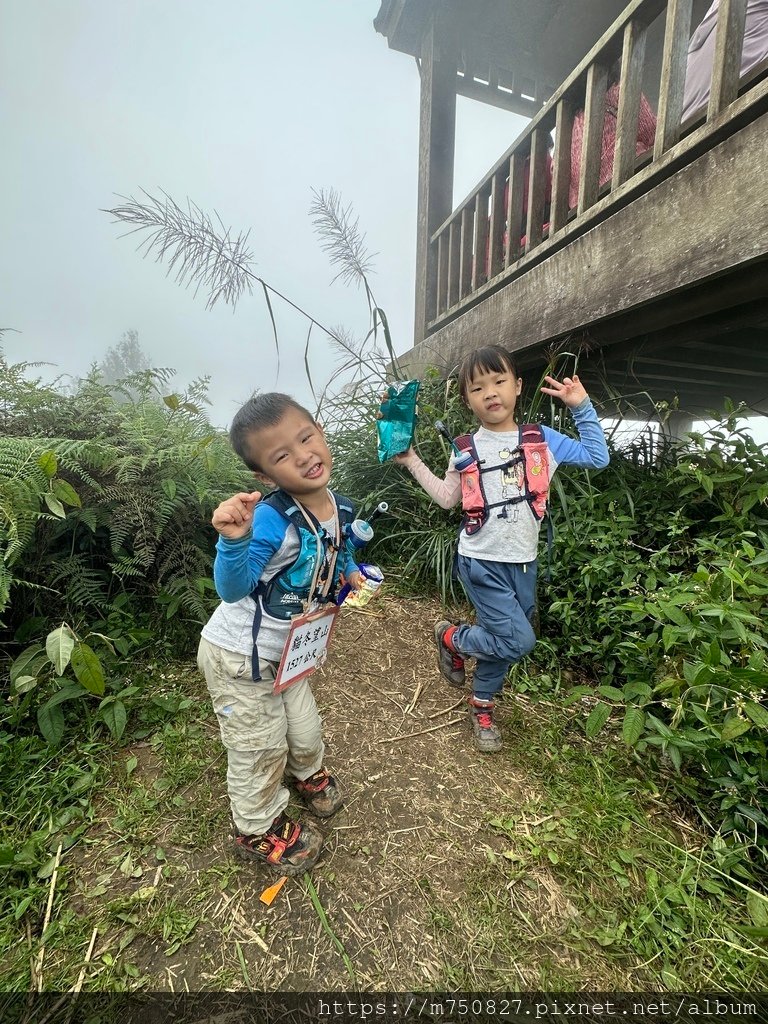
[427,0,761,330]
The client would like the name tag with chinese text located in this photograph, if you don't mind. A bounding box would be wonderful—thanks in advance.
[273,604,339,694]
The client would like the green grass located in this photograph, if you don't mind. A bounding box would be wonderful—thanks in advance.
[418,695,768,990]
[2,654,767,992]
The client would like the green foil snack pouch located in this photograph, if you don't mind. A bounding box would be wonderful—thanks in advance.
[376,380,420,462]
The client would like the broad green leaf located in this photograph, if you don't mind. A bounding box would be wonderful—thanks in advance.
[102,700,127,740]
[721,716,751,742]
[586,702,611,738]
[43,493,66,518]
[10,644,45,685]
[45,682,88,708]
[622,706,646,746]
[13,675,38,695]
[744,702,768,730]
[71,643,105,696]
[659,603,692,629]
[160,478,177,501]
[598,685,624,701]
[0,846,15,869]
[37,451,57,477]
[46,625,75,675]
[52,479,81,507]
[667,744,682,771]
[37,703,65,746]
[162,393,180,410]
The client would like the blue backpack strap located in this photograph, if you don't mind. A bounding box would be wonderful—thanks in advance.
[248,489,298,681]
[249,490,353,680]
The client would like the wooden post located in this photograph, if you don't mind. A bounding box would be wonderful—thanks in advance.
[525,126,550,252]
[708,0,749,118]
[436,233,448,316]
[504,151,526,266]
[472,187,489,291]
[578,62,609,216]
[459,205,474,298]
[488,167,507,278]
[550,97,575,233]
[446,220,459,308]
[654,0,693,157]
[415,18,456,342]
[613,18,648,188]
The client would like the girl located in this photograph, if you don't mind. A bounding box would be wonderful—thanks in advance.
[393,346,609,753]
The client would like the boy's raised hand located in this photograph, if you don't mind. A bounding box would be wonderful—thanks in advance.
[212,491,261,539]
[540,374,588,408]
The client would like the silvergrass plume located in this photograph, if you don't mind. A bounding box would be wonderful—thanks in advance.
[105,190,255,311]
[310,187,377,295]
[104,186,403,406]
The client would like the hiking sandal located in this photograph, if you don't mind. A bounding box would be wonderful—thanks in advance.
[233,813,323,875]
[293,768,344,818]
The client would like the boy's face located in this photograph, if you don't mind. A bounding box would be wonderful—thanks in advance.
[465,364,522,432]
[247,408,332,497]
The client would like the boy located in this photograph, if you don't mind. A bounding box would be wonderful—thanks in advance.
[198,393,362,874]
[393,347,609,753]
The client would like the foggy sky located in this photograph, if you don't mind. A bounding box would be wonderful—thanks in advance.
[1,0,525,428]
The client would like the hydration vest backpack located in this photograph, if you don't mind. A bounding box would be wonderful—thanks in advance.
[454,425,550,536]
[248,489,355,680]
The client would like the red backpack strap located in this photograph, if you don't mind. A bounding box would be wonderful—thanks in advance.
[519,423,550,521]
[453,433,486,536]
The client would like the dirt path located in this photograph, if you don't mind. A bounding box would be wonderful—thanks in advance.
[65,594,607,991]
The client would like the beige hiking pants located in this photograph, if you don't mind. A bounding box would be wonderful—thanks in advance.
[197,636,325,836]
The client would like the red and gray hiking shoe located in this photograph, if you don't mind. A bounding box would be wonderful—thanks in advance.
[233,813,323,875]
[468,696,503,753]
[434,620,466,687]
[294,768,344,818]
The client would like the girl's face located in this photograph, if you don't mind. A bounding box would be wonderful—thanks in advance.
[465,364,522,432]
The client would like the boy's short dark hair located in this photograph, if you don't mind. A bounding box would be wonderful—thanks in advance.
[230,392,315,472]
[458,346,520,401]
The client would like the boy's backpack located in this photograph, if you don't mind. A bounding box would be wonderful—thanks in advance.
[454,425,551,536]
[248,488,354,680]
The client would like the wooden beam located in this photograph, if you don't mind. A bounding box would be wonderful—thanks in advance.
[613,18,648,187]
[708,0,749,118]
[654,0,693,158]
[455,74,543,117]
[414,16,456,343]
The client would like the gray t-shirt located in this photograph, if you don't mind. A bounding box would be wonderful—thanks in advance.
[456,427,557,564]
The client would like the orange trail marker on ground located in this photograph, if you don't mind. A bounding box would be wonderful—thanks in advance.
[259,875,288,906]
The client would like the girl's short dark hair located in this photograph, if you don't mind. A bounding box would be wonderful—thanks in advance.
[230,392,314,472]
[457,346,520,401]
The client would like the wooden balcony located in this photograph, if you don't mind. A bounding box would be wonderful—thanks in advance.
[376,0,768,414]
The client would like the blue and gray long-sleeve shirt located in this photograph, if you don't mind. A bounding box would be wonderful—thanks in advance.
[201,499,358,662]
